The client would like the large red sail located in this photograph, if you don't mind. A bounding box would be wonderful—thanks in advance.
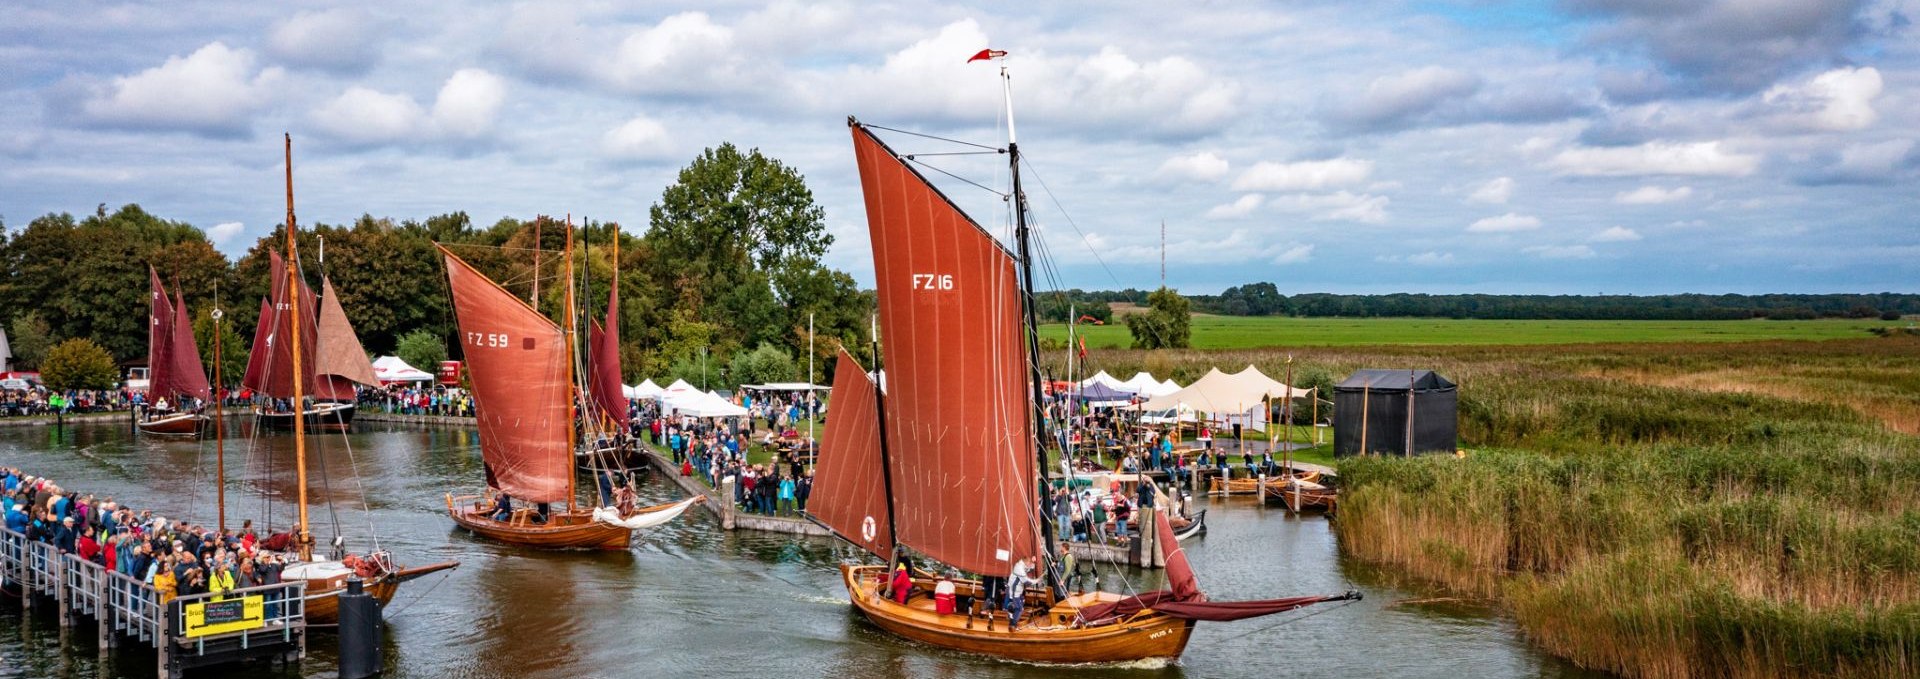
[167,290,212,401]
[850,123,1042,576]
[240,298,271,393]
[809,349,892,559]
[441,246,573,504]
[587,285,627,428]
[145,267,174,399]
[312,277,378,401]
[262,251,317,400]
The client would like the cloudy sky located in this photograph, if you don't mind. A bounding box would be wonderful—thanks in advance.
[3,1,1916,294]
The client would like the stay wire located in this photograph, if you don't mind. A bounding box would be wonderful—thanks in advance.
[862,123,1004,152]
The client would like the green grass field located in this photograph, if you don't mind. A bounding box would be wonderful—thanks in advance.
[1040,316,1902,349]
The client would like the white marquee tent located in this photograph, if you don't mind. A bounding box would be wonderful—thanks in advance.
[371,356,435,383]
[1138,365,1312,430]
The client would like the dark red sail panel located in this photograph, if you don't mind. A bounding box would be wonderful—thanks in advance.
[851,124,1042,576]
[810,349,892,559]
[263,251,317,400]
[145,267,174,399]
[312,278,377,401]
[1078,516,1352,622]
[442,246,573,504]
[167,290,211,401]
[241,298,271,393]
[587,285,627,428]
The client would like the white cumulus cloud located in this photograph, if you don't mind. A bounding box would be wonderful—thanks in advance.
[1613,185,1693,204]
[603,116,675,161]
[1468,177,1513,204]
[1271,243,1315,265]
[1205,194,1264,219]
[311,69,507,145]
[1523,244,1596,259]
[1761,67,1883,132]
[1157,151,1230,183]
[207,222,246,244]
[78,42,284,137]
[1270,191,1390,223]
[432,69,507,139]
[1332,66,1481,131]
[1591,226,1643,242]
[268,9,381,72]
[1231,158,1373,191]
[1378,251,1455,265]
[1548,141,1759,177]
[1467,212,1541,233]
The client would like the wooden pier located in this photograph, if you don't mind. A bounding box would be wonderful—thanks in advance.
[1,526,308,678]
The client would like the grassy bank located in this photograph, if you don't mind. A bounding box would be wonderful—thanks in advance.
[1040,316,1903,349]
[1065,336,1920,678]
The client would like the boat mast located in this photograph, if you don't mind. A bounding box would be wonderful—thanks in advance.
[531,217,542,311]
[1000,59,1065,596]
[869,314,901,562]
[563,215,579,514]
[284,132,312,561]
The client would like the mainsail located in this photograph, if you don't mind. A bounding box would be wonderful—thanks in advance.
[146,267,174,400]
[586,284,627,428]
[166,289,211,401]
[809,349,892,558]
[256,251,317,400]
[240,298,272,393]
[849,123,1043,576]
[441,245,573,504]
[312,277,378,401]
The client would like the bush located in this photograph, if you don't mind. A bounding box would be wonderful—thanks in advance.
[40,338,117,391]
[7,312,54,370]
[395,330,447,375]
[726,342,796,388]
[1882,310,1904,321]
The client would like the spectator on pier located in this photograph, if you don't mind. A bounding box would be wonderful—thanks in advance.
[796,471,812,512]
[54,516,77,553]
[778,474,796,515]
[152,556,179,604]
[77,524,102,564]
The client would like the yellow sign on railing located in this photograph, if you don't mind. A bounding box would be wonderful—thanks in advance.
[183,595,265,638]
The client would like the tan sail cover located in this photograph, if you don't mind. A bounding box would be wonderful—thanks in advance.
[442,246,572,504]
[851,123,1042,576]
[809,349,892,559]
[312,278,378,401]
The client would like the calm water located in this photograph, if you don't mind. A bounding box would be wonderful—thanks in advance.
[0,419,1603,678]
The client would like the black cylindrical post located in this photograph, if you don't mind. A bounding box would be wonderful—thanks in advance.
[336,577,383,679]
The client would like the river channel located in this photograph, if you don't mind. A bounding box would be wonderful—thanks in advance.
[0,419,1602,678]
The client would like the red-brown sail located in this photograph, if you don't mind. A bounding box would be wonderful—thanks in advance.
[851,124,1042,577]
[167,289,212,401]
[146,267,174,400]
[441,245,572,504]
[240,298,272,394]
[587,286,627,428]
[809,349,892,559]
[1079,515,1355,622]
[312,277,378,401]
[261,251,318,400]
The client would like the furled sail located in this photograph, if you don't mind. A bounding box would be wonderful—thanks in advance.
[586,284,628,428]
[1079,517,1356,622]
[146,267,174,400]
[441,245,573,504]
[261,251,317,400]
[808,349,892,559]
[167,289,212,401]
[850,123,1043,576]
[312,277,378,401]
[241,298,272,393]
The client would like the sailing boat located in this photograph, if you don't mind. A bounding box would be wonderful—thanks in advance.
[810,69,1355,662]
[260,134,457,624]
[580,230,633,467]
[136,268,213,436]
[241,257,378,430]
[439,221,701,550]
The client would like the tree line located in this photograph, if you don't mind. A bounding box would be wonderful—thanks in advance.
[0,143,873,389]
[1051,282,1915,321]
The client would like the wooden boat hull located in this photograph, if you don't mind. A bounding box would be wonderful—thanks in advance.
[447,499,633,550]
[300,561,460,625]
[255,402,356,430]
[841,564,1194,664]
[1172,509,1207,541]
[136,412,205,437]
[1262,481,1336,512]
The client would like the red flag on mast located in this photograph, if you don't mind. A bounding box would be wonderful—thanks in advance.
[967,49,1007,63]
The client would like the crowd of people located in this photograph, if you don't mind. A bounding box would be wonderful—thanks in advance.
[359,384,473,417]
[651,409,814,519]
[0,466,299,615]
[1,387,131,418]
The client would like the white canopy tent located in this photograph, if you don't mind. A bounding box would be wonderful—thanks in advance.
[0,326,11,373]
[371,356,435,383]
[629,379,663,398]
[745,382,826,391]
[662,390,749,418]
[1138,365,1312,431]
[1118,372,1160,394]
[1078,370,1130,392]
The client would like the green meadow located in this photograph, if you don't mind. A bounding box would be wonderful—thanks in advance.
[1039,315,1903,349]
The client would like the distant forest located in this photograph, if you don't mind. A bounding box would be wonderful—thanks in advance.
[1037,283,1917,322]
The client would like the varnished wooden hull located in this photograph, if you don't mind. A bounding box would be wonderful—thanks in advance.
[255,402,356,430]
[1262,482,1336,511]
[136,413,205,437]
[841,564,1194,664]
[297,561,459,626]
[448,503,633,550]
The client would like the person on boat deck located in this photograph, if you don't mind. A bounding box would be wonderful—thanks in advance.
[1005,558,1040,629]
[1137,479,1158,520]
[1244,450,1257,476]
[154,397,172,415]
[596,470,615,506]
[1056,542,1077,592]
[934,575,957,615]
[532,502,549,524]
[890,563,912,604]
[614,483,638,515]
[489,492,513,522]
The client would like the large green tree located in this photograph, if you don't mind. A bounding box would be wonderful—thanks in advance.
[1125,286,1192,349]
[40,338,117,391]
[192,308,248,387]
[7,311,54,370]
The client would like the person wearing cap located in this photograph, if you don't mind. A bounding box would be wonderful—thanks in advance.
[1005,557,1040,629]
[890,563,912,604]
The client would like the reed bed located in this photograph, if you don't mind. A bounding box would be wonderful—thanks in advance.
[1060,335,1920,677]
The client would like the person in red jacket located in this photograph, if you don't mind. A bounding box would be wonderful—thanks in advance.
[890,563,912,604]
[77,524,102,564]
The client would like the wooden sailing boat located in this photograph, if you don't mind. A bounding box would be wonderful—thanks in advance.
[440,219,701,550]
[240,253,378,430]
[137,268,213,436]
[262,134,457,624]
[811,62,1355,663]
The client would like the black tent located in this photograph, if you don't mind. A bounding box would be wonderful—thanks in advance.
[1334,369,1457,457]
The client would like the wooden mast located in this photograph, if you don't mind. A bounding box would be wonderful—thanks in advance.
[1001,60,1064,597]
[531,217,542,311]
[563,214,578,514]
[284,132,312,561]
[214,291,226,533]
